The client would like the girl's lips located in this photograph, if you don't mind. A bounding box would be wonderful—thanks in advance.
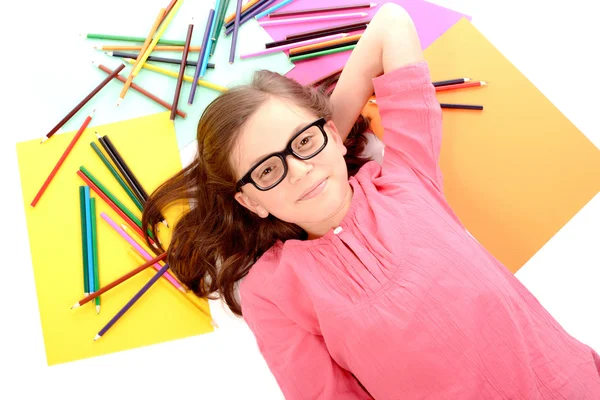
[298,178,327,201]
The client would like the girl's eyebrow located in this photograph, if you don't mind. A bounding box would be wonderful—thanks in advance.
[248,121,313,166]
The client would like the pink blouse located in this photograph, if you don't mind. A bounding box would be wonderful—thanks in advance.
[239,62,600,399]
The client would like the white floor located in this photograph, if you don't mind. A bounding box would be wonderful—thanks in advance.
[1,0,598,398]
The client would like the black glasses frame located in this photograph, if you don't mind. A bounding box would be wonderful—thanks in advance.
[236,118,328,192]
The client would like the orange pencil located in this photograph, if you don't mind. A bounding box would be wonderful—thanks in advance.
[289,33,363,55]
[94,45,202,52]
[118,8,166,106]
[435,81,487,92]
[224,0,259,24]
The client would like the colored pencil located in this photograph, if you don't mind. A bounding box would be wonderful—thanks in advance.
[96,134,145,204]
[241,33,347,59]
[127,246,148,263]
[172,21,195,120]
[122,58,227,92]
[94,45,202,51]
[90,198,101,313]
[224,0,260,24]
[285,20,370,40]
[203,0,221,75]
[289,40,359,58]
[161,0,179,22]
[254,0,295,20]
[118,8,165,106]
[432,78,471,87]
[79,186,90,296]
[40,64,123,143]
[71,252,167,309]
[210,0,231,57]
[85,33,185,46]
[90,142,144,212]
[289,44,356,62]
[307,66,344,87]
[132,0,184,77]
[94,263,170,341]
[435,81,487,92]
[76,170,153,246]
[440,103,484,110]
[270,3,376,18]
[100,213,182,291]
[102,135,151,205]
[77,166,152,240]
[106,51,215,68]
[83,186,95,298]
[259,12,368,26]
[225,0,278,34]
[95,63,187,118]
[229,0,243,63]
[31,110,94,206]
[188,8,214,105]
[288,33,361,55]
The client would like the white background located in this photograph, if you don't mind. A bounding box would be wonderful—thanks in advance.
[1,0,598,399]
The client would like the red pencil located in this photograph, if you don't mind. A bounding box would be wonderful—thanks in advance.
[31,110,95,207]
[435,81,487,92]
[40,63,124,143]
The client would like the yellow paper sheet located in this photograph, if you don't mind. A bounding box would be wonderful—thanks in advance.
[363,19,600,273]
[17,111,213,366]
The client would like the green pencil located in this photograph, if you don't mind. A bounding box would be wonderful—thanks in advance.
[90,198,101,314]
[79,165,155,240]
[79,186,90,296]
[85,33,185,46]
[210,0,232,57]
[90,142,144,212]
[289,44,357,62]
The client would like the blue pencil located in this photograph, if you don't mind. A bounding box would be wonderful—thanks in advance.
[201,0,221,77]
[255,0,294,19]
[94,264,170,341]
[83,186,95,295]
[188,8,215,105]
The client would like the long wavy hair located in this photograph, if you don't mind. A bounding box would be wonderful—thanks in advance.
[142,70,372,317]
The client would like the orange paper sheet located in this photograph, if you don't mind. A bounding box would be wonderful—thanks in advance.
[363,19,600,273]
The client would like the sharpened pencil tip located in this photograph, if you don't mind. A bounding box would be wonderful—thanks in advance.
[105,51,113,56]
[40,137,48,144]
[371,2,377,7]
[94,334,101,341]
[71,302,80,309]
[179,286,186,293]
[161,219,169,228]
[481,81,487,85]
[95,131,101,139]
[96,305,101,314]
[116,98,123,107]
[464,78,471,81]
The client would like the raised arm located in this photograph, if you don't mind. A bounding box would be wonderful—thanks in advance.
[330,3,423,141]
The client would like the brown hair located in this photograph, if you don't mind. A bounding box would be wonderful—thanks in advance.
[142,70,371,317]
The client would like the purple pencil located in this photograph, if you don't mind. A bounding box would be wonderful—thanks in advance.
[94,263,170,341]
[229,0,243,63]
[225,0,277,35]
[188,8,215,105]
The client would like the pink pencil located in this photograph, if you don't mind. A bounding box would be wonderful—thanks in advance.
[241,33,348,59]
[259,11,368,26]
[100,212,185,292]
[31,110,95,207]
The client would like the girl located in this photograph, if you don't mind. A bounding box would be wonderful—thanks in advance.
[143,4,600,399]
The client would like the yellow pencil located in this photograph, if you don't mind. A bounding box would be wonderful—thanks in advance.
[124,58,228,93]
[118,8,166,105]
[132,0,184,77]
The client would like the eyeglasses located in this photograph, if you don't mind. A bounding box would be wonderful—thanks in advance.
[236,118,328,191]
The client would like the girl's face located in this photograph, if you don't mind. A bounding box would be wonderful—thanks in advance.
[232,97,352,234]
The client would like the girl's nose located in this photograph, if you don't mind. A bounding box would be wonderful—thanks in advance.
[286,155,313,184]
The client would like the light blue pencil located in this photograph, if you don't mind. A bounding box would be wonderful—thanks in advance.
[201,0,221,77]
[83,186,95,296]
[255,0,295,20]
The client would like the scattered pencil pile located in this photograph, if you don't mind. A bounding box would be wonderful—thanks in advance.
[30,0,488,342]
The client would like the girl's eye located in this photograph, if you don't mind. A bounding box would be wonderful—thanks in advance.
[260,167,272,177]
[298,137,311,148]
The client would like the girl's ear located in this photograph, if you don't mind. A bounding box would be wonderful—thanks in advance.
[234,192,269,218]
[326,120,347,156]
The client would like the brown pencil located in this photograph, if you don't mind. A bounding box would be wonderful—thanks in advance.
[40,63,125,143]
[270,3,376,18]
[285,20,370,41]
[71,252,167,309]
[96,63,187,118]
[289,33,362,55]
[171,21,194,120]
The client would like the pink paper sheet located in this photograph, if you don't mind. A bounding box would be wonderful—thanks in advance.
[258,0,471,84]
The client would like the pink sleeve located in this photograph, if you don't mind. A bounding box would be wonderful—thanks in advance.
[372,61,444,193]
[241,279,373,400]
